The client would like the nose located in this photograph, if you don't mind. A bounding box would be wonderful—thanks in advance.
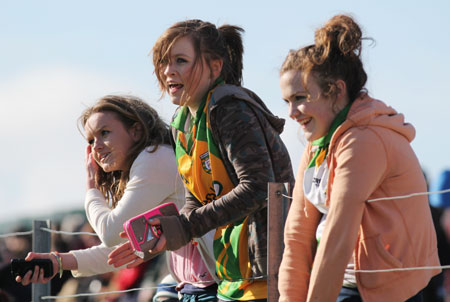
[92,139,104,152]
[288,102,300,120]
[163,61,175,77]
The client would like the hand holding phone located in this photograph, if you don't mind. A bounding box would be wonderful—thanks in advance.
[12,252,57,286]
[123,202,178,261]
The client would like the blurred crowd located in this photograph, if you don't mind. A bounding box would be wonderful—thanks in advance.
[1,169,450,302]
[0,212,177,302]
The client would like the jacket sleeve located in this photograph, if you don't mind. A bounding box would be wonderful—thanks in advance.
[278,145,322,302]
[307,128,388,301]
[85,147,181,247]
[71,243,125,277]
[161,99,281,248]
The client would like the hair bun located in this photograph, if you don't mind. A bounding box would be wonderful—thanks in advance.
[314,14,362,63]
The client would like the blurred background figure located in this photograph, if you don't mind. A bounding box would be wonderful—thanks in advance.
[0,224,32,302]
[152,274,179,302]
[428,169,450,302]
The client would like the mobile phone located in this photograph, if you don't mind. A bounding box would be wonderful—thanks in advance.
[11,258,53,278]
[123,202,179,261]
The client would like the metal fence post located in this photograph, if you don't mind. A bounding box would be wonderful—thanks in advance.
[267,182,291,301]
[32,220,51,302]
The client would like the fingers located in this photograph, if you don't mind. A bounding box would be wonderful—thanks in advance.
[16,270,32,286]
[108,241,131,259]
[148,218,161,225]
[126,257,145,269]
[108,242,138,267]
[109,249,139,268]
[26,252,48,260]
[30,265,40,284]
[25,252,34,261]
[149,235,166,254]
[119,231,128,238]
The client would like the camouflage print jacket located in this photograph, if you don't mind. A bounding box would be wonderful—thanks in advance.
[162,84,294,278]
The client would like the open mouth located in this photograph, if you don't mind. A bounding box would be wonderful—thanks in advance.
[168,83,183,94]
[298,117,312,127]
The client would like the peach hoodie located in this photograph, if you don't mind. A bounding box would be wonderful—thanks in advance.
[278,95,440,302]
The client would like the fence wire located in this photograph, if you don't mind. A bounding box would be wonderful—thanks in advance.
[2,187,450,300]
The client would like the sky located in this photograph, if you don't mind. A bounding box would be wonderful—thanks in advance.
[1,0,449,228]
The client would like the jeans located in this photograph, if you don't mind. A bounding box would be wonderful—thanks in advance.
[182,293,218,302]
[337,286,423,302]
[218,299,266,302]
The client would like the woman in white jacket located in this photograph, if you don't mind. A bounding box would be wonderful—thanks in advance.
[16,95,187,283]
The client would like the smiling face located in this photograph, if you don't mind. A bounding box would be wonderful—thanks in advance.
[84,111,137,172]
[280,69,342,142]
[162,36,217,112]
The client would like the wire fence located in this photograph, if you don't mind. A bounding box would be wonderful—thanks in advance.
[1,185,450,301]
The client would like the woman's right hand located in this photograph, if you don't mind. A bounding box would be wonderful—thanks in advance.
[15,252,58,286]
[85,145,100,190]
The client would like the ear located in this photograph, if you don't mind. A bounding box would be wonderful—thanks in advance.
[210,59,223,80]
[129,122,143,142]
[335,79,347,100]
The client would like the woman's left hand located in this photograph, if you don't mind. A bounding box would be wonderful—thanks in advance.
[107,232,144,268]
[85,145,99,190]
[108,224,167,268]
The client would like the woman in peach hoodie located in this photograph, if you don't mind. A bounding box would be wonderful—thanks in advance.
[278,14,440,302]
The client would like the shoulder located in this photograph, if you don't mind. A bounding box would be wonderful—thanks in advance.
[209,84,263,112]
[210,84,251,104]
[331,126,389,169]
[130,145,177,176]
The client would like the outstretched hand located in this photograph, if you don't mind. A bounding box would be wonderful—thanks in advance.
[108,232,144,268]
[108,223,167,268]
[85,145,99,190]
[15,252,58,286]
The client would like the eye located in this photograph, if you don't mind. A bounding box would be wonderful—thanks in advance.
[295,95,307,102]
[176,57,187,64]
[101,130,110,137]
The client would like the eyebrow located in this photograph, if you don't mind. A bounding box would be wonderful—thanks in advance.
[85,122,107,135]
[171,52,192,58]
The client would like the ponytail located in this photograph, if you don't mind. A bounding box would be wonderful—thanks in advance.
[218,25,244,85]
[152,19,245,94]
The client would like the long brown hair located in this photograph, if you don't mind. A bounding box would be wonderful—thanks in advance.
[281,14,369,102]
[79,95,171,208]
[152,19,245,96]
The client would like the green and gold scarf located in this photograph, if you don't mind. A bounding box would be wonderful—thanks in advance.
[171,82,266,300]
[307,104,351,169]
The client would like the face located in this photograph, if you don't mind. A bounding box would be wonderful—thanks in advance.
[280,70,339,142]
[162,36,215,111]
[84,111,137,172]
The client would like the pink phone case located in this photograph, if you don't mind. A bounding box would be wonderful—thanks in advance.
[123,202,179,261]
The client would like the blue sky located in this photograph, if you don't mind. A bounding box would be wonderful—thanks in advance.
[1,0,449,224]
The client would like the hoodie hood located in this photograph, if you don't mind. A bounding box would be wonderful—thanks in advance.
[209,84,286,134]
[330,94,415,148]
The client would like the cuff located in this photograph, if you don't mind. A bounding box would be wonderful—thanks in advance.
[159,215,191,251]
